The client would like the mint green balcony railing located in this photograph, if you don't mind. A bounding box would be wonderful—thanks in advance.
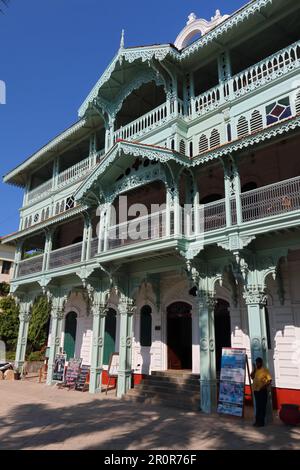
[48,242,83,270]
[241,175,300,223]
[26,150,105,205]
[18,254,44,277]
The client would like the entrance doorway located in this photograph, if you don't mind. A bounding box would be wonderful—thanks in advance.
[214,299,231,373]
[64,312,77,360]
[167,302,192,370]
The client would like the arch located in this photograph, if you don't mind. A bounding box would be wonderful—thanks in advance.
[174,12,229,51]
[103,308,117,365]
[64,311,77,360]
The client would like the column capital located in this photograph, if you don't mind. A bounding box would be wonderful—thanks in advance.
[119,297,136,316]
[243,285,267,306]
[197,290,217,310]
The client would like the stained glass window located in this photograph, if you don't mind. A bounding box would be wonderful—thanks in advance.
[266,97,292,126]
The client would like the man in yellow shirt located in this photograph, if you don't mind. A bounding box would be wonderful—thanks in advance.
[251,357,272,427]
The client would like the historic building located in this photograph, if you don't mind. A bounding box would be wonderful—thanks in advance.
[2,0,300,412]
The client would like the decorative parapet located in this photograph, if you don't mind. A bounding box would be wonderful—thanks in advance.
[174,10,230,51]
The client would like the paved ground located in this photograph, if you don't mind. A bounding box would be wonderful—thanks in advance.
[0,380,299,450]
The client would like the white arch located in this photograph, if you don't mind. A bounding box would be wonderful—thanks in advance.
[174,11,230,51]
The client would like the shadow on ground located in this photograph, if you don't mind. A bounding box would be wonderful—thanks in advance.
[0,390,299,450]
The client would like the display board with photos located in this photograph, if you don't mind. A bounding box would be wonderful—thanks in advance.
[52,354,67,382]
[217,348,247,417]
[75,364,90,392]
[65,358,82,389]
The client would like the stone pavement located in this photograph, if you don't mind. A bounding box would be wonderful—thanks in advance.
[0,380,299,450]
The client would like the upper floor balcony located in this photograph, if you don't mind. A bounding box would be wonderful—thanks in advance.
[14,173,300,280]
[26,149,105,206]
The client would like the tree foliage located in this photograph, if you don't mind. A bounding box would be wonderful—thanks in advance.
[27,296,51,353]
[0,282,10,297]
[0,295,19,350]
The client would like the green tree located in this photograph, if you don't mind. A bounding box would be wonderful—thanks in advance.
[27,296,51,353]
[0,295,19,351]
[0,282,10,297]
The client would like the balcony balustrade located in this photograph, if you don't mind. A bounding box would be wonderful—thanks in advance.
[18,254,44,277]
[241,175,300,223]
[15,175,300,278]
[107,211,167,250]
[190,40,300,118]
[48,242,83,270]
[26,150,104,205]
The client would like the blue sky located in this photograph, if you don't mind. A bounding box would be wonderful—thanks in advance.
[0,0,245,236]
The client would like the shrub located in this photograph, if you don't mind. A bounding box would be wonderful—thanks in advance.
[0,296,19,351]
[27,350,45,362]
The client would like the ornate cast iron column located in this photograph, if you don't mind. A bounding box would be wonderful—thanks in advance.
[243,286,268,366]
[117,297,136,397]
[89,290,108,394]
[15,297,33,370]
[198,290,217,414]
[46,292,68,385]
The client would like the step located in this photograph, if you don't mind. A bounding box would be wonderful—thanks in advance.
[152,370,199,378]
[124,391,200,411]
[142,376,200,387]
[134,382,200,394]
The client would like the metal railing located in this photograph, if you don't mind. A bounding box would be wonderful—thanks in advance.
[107,211,167,250]
[232,40,300,98]
[48,242,83,270]
[114,102,169,142]
[18,254,44,277]
[241,175,300,223]
[191,40,300,117]
[203,199,226,232]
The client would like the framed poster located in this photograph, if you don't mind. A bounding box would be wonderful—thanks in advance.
[52,353,66,382]
[217,348,246,417]
[65,358,82,388]
[108,353,119,377]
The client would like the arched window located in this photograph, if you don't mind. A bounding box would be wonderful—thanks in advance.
[295,90,300,115]
[250,110,263,133]
[210,129,220,149]
[140,305,152,347]
[199,134,208,153]
[237,116,249,138]
[179,139,186,155]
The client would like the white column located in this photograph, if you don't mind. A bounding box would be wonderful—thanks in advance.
[89,293,107,394]
[15,298,33,370]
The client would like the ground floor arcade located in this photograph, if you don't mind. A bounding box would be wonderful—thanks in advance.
[13,236,300,412]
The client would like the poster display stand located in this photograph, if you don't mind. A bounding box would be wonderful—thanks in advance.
[52,354,67,382]
[217,348,252,417]
[65,358,82,389]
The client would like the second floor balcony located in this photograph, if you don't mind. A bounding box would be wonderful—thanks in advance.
[14,173,300,280]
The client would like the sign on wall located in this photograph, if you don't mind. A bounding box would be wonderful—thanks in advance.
[217,348,247,417]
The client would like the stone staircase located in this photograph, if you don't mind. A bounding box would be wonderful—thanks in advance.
[123,370,200,411]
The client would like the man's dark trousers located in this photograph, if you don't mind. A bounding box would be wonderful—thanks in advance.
[254,389,268,425]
